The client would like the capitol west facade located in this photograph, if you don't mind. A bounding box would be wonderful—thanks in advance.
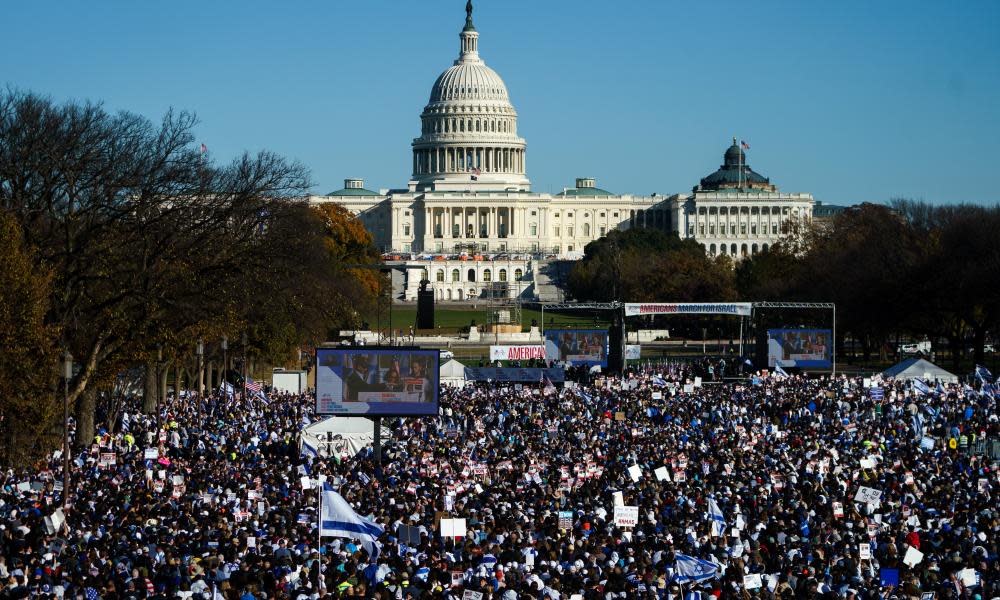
[310,4,814,302]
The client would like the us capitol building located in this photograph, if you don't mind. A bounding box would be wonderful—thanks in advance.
[310,2,814,302]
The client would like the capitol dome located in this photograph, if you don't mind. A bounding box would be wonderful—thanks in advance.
[410,1,529,192]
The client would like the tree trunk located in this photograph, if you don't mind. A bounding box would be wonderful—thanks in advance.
[948,334,962,373]
[207,360,215,393]
[973,325,987,366]
[174,364,183,398]
[143,360,158,414]
[160,360,171,407]
[74,387,97,448]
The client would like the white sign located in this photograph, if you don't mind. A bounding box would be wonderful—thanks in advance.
[613,505,639,528]
[462,592,484,600]
[440,518,467,538]
[625,345,641,360]
[654,466,669,481]
[612,490,624,507]
[742,574,763,590]
[627,465,642,482]
[624,303,752,317]
[143,448,159,460]
[903,546,924,567]
[854,486,882,506]
[489,345,546,361]
[651,391,662,400]
[859,543,871,561]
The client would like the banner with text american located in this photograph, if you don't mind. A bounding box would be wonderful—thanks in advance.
[490,345,547,361]
[623,303,752,317]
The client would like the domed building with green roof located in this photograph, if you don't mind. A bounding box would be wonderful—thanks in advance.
[309,3,815,301]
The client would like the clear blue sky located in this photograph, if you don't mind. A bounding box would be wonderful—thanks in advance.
[3,1,999,205]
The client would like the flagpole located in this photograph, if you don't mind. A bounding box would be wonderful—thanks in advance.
[317,482,325,594]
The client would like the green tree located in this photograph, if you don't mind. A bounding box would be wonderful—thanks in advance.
[0,210,59,465]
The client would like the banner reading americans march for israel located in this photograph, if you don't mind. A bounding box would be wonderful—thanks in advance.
[623,302,752,317]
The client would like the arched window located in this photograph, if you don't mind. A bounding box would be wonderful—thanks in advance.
[583,223,591,236]
[741,244,749,257]
[709,243,716,255]
[499,269,507,281]
[436,270,445,282]
[752,243,759,254]
[483,269,492,282]
[467,268,476,282]
[514,268,523,281]
[451,269,460,282]
[731,243,737,255]
[762,243,769,252]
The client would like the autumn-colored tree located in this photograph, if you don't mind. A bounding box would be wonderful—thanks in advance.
[0,210,59,465]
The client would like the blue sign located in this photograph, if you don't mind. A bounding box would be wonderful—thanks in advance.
[869,387,884,400]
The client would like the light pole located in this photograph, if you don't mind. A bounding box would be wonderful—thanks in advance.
[242,332,248,400]
[156,344,163,428]
[221,335,228,390]
[62,352,73,508]
[196,340,204,425]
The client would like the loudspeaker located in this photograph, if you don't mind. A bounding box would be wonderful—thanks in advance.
[607,313,625,375]
[416,281,434,330]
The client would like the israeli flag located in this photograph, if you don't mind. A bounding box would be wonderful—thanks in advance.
[912,379,930,396]
[320,484,384,559]
[651,376,668,386]
[577,388,592,403]
[707,498,726,525]
[975,365,993,383]
[684,593,703,600]
[301,437,319,459]
[773,364,789,378]
[674,553,720,584]
[414,566,430,582]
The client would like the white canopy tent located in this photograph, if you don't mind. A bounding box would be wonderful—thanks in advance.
[439,359,468,388]
[882,358,958,384]
[300,416,392,459]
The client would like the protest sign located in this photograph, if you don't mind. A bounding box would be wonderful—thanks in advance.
[462,592,483,600]
[613,505,639,528]
[859,543,871,561]
[143,448,158,460]
[743,574,762,590]
[854,486,882,506]
[440,518,467,538]
[627,465,642,482]
[654,466,669,481]
[903,546,924,567]
[558,511,573,529]
[451,572,464,587]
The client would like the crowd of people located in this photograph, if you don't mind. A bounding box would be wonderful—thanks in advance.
[0,361,996,599]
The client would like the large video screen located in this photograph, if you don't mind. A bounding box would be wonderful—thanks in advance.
[315,348,439,416]
[767,329,832,368]
[544,329,608,367]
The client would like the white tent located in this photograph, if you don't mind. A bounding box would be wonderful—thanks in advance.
[440,359,468,388]
[882,358,958,384]
[300,416,391,459]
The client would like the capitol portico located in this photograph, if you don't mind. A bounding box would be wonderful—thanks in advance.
[309,2,815,301]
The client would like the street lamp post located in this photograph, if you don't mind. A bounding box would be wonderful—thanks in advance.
[242,332,248,400]
[196,340,204,424]
[62,352,73,508]
[221,335,228,390]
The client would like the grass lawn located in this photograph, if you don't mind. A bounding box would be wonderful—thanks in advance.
[365,304,612,334]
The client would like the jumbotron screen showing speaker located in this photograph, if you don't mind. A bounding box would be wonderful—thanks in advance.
[315,348,440,416]
[543,329,608,367]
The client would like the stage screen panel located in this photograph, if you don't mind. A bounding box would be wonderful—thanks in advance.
[315,348,439,416]
[767,329,832,368]
[544,329,608,367]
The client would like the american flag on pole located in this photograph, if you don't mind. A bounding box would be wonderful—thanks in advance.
[245,376,266,401]
[740,140,750,150]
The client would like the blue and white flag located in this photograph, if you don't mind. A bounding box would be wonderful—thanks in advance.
[414,566,430,582]
[707,498,726,525]
[684,593,703,600]
[674,553,720,584]
[320,484,384,559]
[577,388,593,403]
[219,381,236,398]
[651,376,668,386]
[301,437,319,459]
[773,364,789,378]
[912,379,930,396]
[975,365,993,383]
